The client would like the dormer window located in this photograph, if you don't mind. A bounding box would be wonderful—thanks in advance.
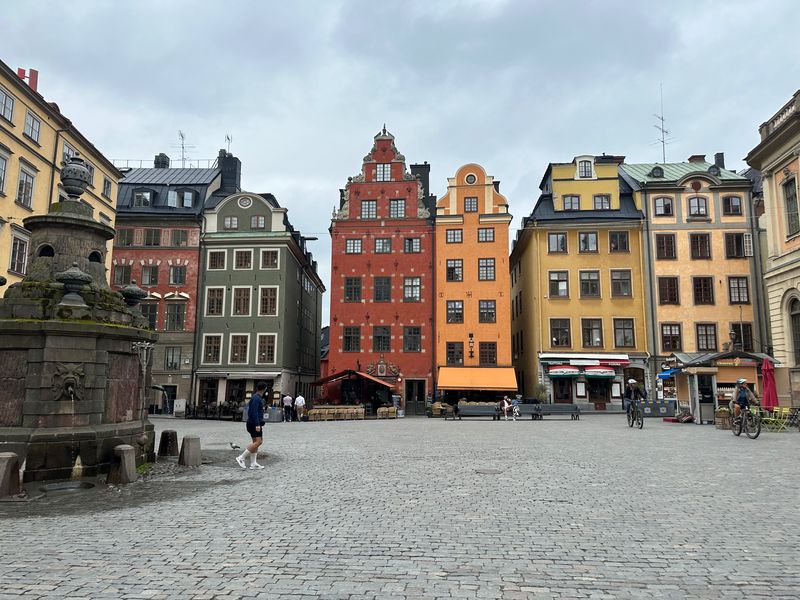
[376,163,391,182]
[133,190,152,207]
[708,165,721,176]
[649,166,664,178]
[167,189,195,208]
[593,195,611,210]
[563,195,580,211]
[578,160,593,178]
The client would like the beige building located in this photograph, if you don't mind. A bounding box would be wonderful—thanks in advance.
[0,60,120,285]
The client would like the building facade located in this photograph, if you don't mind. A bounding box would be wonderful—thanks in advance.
[326,128,435,416]
[747,91,800,406]
[434,163,516,401]
[0,60,120,285]
[511,155,648,408]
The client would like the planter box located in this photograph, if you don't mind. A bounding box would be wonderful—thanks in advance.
[715,414,731,430]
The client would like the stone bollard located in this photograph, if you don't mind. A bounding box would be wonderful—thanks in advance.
[106,444,137,485]
[178,435,201,467]
[0,452,22,498]
[157,429,179,457]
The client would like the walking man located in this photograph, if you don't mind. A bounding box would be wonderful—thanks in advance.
[282,392,293,422]
[236,382,266,470]
[294,393,306,421]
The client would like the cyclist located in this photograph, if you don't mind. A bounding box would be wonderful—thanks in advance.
[731,377,757,419]
[624,378,644,416]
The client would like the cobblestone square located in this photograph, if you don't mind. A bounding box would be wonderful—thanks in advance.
[1,416,798,599]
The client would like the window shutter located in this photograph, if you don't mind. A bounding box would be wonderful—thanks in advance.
[744,233,753,257]
[725,234,733,258]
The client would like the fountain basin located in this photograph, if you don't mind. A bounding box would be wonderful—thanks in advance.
[39,480,96,493]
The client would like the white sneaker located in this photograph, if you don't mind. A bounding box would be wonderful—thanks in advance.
[235,456,247,469]
[249,462,264,470]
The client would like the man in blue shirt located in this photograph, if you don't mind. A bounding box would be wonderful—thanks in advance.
[236,382,267,470]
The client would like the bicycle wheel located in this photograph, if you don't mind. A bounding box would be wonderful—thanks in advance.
[627,407,634,428]
[745,412,761,439]
[636,408,644,429]
[732,416,742,436]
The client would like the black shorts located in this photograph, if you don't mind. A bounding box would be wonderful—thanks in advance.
[246,423,263,440]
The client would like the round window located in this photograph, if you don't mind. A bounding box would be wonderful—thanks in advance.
[465,174,477,184]
[238,196,252,209]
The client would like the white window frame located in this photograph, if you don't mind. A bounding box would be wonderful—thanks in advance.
[207,249,226,270]
[256,333,278,365]
[24,110,41,142]
[223,216,239,230]
[260,248,280,269]
[102,177,112,198]
[204,286,226,317]
[228,333,250,364]
[232,248,253,270]
[231,285,252,317]
[360,199,377,219]
[169,264,187,286]
[9,234,29,275]
[576,157,595,179]
[389,198,405,218]
[201,333,223,365]
[258,285,280,316]
[16,166,35,208]
[0,150,7,194]
[345,239,362,254]
[0,85,14,121]
[376,163,391,182]
[63,141,78,165]
[141,264,159,286]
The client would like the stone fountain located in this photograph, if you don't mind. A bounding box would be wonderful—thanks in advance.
[0,156,157,483]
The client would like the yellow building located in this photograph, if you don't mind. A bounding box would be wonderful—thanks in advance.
[434,164,516,401]
[0,60,120,285]
[510,155,649,408]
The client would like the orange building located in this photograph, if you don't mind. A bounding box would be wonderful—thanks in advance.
[434,164,517,401]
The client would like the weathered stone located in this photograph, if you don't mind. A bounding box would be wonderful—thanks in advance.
[105,444,136,485]
[0,452,21,497]
[178,435,201,467]
[157,430,179,457]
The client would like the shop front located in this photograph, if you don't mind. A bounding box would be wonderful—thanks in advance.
[311,369,396,417]
[435,367,518,406]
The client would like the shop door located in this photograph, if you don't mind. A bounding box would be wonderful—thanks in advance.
[553,379,572,403]
[405,379,426,415]
[587,379,610,407]
[162,384,177,415]
[198,379,218,418]
[225,380,247,419]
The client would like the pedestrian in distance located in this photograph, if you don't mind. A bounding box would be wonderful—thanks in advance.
[236,382,266,470]
[294,393,306,421]
[282,392,293,422]
[501,395,512,420]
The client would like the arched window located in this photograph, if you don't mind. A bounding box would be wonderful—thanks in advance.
[88,251,103,263]
[791,299,800,366]
[37,244,54,257]
[783,179,799,237]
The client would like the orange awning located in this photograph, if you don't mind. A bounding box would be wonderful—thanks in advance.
[437,367,518,391]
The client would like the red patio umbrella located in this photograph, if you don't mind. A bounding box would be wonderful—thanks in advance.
[761,359,779,411]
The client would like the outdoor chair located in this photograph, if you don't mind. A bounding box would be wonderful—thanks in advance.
[762,407,789,432]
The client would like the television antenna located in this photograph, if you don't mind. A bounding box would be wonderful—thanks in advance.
[225,134,233,153]
[173,130,197,168]
[652,84,673,163]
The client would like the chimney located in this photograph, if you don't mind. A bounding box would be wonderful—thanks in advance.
[714,152,725,169]
[410,162,431,199]
[493,181,501,192]
[154,153,170,169]
[688,154,706,163]
[218,149,241,194]
[16,68,39,92]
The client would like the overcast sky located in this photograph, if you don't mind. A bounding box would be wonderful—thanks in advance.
[5,0,799,325]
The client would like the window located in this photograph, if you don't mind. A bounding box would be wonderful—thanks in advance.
[141,265,159,286]
[792,300,800,365]
[360,200,377,219]
[478,228,495,242]
[116,229,133,247]
[9,236,28,275]
[403,277,421,302]
[389,199,405,218]
[102,178,113,198]
[234,250,252,269]
[167,190,192,208]
[446,229,462,243]
[582,319,603,347]
[579,232,597,252]
[784,179,799,236]
[446,259,463,282]
[580,271,600,297]
[343,327,360,352]
[446,342,464,365]
[113,264,131,285]
[233,288,251,316]
[464,197,478,212]
[696,324,718,352]
[403,326,421,352]
[140,303,158,329]
[259,287,278,316]
[133,191,151,207]
[206,288,224,316]
[690,233,712,259]
[548,233,567,253]
[550,319,571,347]
[578,160,592,178]
[0,154,6,193]
[84,161,95,186]
[170,230,188,247]
[165,347,181,370]
[0,86,13,121]
[166,303,186,331]
[208,250,226,270]
[593,195,611,210]
[549,271,569,297]
[611,270,632,297]
[230,334,248,363]
[661,324,682,352]
[693,277,714,305]
[614,318,635,348]
[250,215,266,229]
[723,196,742,216]
[609,231,628,252]
[654,197,673,216]
[373,326,391,352]
[203,335,222,364]
[374,238,392,253]
[403,238,421,253]
[479,342,497,366]
[479,300,496,323]
[655,234,677,259]
[223,216,238,230]
[257,334,277,364]
[725,233,746,258]
[373,277,391,302]
[376,163,391,182]
[344,277,362,302]
[261,249,278,269]
[144,229,161,246]
[446,300,464,324]
[688,196,708,217]
[728,277,749,304]
[63,141,78,165]
[24,111,41,142]
[658,277,679,304]
[563,195,580,210]
[730,323,754,352]
[16,168,34,208]
[478,258,495,281]
[345,239,362,254]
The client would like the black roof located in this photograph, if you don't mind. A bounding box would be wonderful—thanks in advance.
[320,326,330,360]
[739,168,763,195]
[525,194,644,226]
[116,167,221,216]
[119,167,220,186]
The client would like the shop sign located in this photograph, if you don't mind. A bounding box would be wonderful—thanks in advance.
[714,358,756,367]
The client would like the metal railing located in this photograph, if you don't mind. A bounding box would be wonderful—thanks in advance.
[112,158,219,169]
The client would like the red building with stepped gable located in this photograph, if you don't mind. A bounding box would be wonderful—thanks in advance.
[325,128,435,415]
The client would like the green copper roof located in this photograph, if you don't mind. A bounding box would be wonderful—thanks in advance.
[620,162,749,184]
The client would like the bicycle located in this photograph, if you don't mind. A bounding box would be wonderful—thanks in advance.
[626,399,644,429]
[732,405,761,439]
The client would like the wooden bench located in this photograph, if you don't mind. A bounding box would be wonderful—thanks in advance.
[538,403,581,420]
[516,404,542,420]
[457,404,500,420]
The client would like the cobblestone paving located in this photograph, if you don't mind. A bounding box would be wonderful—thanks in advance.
[1,415,798,599]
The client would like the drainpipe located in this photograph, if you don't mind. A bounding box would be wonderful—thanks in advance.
[641,189,659,385]
[431,215,437,406]
[748,190,768,355]
[189,212,208,417]
[49,129,68,207]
